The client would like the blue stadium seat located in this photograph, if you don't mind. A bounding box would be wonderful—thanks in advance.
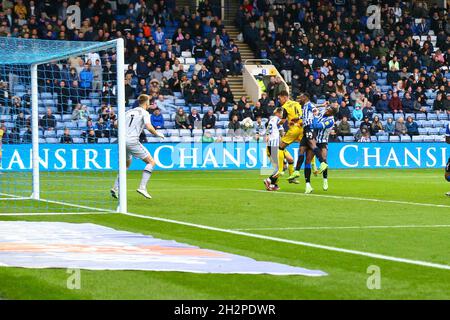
[393,113,404,120]
[343,136,354,142]
[378,135,389,142]
[412,135,424,142]
[389,135,400,142]
[164,121,175,129]
[400,135,411,142]
[98,138,109,143]
[427,113,437,120]
[437,113,448,121]
[418,128,428,135]
[428,128,439,135]
[370,136,377,142]
[415,113,427,121]
[45,137,58,143]
[179,129,191,137]
[167,129,180,136]
[423,135,434,142]
[73,137,84,143]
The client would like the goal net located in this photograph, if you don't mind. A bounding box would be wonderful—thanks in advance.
[0,37,127,214]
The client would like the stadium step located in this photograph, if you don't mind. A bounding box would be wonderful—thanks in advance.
[223,9,256,104]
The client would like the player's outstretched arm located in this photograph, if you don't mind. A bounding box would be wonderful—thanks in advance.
[146,123,164,139]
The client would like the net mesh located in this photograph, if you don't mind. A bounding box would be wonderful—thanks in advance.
[0,37,121,213]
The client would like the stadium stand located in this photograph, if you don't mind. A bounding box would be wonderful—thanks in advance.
[0,0,448,145]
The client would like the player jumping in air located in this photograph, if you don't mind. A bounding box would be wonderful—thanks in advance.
[263,107,295,191]
[111,94,165,199]
[288,94,329,192]
[302,105,338,193]
[275,91,302,185]
[445,122,450,197]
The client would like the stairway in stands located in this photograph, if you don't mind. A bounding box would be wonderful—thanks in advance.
[223,0,256,104]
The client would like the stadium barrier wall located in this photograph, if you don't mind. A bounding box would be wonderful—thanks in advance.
[1,142,448,172]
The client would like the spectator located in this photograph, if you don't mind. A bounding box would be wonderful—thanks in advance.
[228,114,241,136]
[95,117,110,138]
[337,117,352,137]
[395,117,407,136]
[371,116,384,135]
[352,104,363,122]
[376,94,390,114]
[337,102,351,120]
[60,128,74,144]
[389,92,403,113]
[189,109,202,129]
[14,111,27,129]
[385,117,395,135]
[405,116,419,137]
[362,103,375,121]
[79,63,93,96]
[358,127,371,142]
[150,108,165,129]
[202,109,216,129]
[433,93,448,114]
[39,108,56,131]
[175,108,191,129]
[402,92,415,113]
[87,129,97,143]
[214,97,228,115]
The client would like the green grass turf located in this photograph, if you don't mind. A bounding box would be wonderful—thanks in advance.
[0,168,450,299]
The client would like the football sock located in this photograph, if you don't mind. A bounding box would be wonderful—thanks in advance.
[139,163,154,190]
[269,175,277,184]
[313,147,326,163]
[305,164,312,183]
[323,169,328,179]
[277,148,285,174]
[295,153,305,171]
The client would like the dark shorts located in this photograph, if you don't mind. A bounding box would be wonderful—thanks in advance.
[317,143,328,150]
[300,127,316,147]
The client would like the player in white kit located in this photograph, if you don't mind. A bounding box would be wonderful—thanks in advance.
[111,94,165,199]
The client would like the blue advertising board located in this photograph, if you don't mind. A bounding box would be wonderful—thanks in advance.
[0,142,448,172]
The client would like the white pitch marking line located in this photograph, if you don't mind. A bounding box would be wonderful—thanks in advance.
[0,212,109,216]
[233,225,450,231]
[238,188,450,209]
[122,212,450,271]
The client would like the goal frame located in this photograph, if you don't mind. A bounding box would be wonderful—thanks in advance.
[8,38,127,213]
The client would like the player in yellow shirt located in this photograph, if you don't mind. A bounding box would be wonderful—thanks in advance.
[276,91,303,182]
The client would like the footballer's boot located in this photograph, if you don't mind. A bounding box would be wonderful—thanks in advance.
[288,178,300,184]
[272,185,280,191]
[287,170,301,180]
[317,162,328,174]
[263,178,272,191]
[110,188,118,199]
[305,183,314,194]
[446,192,450,197]
[137,188,152,199]
[323,179,329,191]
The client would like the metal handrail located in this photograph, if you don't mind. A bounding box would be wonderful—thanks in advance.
[243,59,272,65]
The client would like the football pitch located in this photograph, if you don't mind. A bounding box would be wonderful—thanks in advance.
[0,168,449,299]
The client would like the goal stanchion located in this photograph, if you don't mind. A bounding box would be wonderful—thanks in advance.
[0,37,126,214]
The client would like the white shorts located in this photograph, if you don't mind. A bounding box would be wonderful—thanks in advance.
[126,141,150,161]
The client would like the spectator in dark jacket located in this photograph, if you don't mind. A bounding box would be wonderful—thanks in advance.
[60,128,74,144]
[402,92,415,113]
[406,116,419,136]
[202,109,216,129]
[376,94,390,114]
[40,108,57,131]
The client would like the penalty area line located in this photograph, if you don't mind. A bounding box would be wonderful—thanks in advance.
[237,188,450,209]
[122,212,450,271]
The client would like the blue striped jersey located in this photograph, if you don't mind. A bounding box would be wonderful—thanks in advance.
[315,110,335,144]
[266,116,281,147]
[302,101,317,127]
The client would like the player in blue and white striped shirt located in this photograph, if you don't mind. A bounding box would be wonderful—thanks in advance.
[445,122,450,197]
[307,106,337,192]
